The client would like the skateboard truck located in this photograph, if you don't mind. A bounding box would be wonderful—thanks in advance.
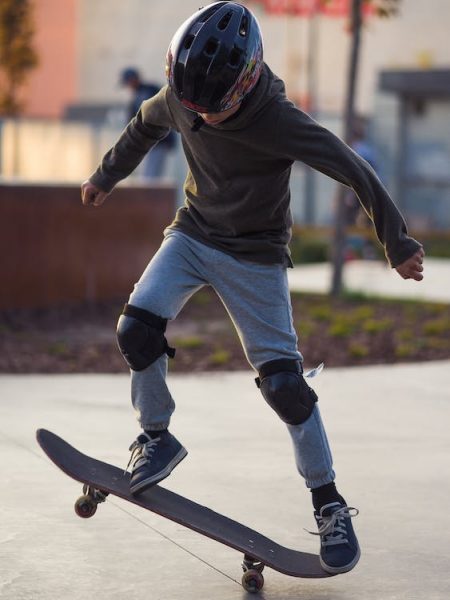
[74,484,109,518]
[242,554,265,593]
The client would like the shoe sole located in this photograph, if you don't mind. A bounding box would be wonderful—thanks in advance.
[130,447,188,495]
[320,544,361,575]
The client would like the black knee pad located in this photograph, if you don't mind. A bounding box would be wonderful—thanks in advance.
[116,304,175,371]
[256,359,318,425]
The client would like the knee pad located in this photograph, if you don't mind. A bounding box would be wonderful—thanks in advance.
[256,359,318,425]
[116,303,175,371]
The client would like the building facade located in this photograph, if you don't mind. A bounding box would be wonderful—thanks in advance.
[21,0,450,118]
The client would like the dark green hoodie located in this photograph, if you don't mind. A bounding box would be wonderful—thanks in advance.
[90,63,420,268]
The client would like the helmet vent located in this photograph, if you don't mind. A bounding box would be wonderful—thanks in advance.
[228,47,241,67]
[204,38,219,57]
[217,11,233,31]
[239,16,248,37]
[184,34,195,50]
[198,5,221,23]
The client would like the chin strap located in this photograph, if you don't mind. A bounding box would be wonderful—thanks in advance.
[191,116,204,132]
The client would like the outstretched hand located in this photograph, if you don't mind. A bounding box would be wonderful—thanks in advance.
[395,248,425,281]
[81,180,109,207]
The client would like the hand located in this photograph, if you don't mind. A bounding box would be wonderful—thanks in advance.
[81,180,109,207]
[395,248,425,281]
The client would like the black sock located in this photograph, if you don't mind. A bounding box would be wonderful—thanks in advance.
[311,482,345,512]
[144,429,167,439]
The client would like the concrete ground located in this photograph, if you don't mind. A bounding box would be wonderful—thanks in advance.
[1,362,450,599]
[288,258,450,303]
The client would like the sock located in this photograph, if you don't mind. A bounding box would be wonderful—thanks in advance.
[144,429,167,440]
[311,482,345,513]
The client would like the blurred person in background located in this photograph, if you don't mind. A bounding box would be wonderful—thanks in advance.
[345,116,381,227]
[344,116,382,260]
[82,2,424,575]
[120,67,176,178]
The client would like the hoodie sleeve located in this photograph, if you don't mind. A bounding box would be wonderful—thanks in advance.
[89,86,175,193]
[276,101,421,268]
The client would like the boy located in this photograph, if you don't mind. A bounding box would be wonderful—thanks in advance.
[81,2,424,574]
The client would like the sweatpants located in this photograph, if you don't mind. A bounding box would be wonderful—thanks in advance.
[120,229,335,489]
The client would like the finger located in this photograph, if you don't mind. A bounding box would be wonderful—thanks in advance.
[398,266,423,281]
[408,268,424,281]
[396,268,409,279]
[92,192,106,207]
[85,190,102,206]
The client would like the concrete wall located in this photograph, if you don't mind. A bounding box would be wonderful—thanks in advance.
[20,0,450,118]
[75,0,450,113]
[0,183,176,309]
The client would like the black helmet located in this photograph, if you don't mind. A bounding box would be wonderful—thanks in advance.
[166,2,263,113]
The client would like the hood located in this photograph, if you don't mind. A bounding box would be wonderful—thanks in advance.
[196,63,286,132]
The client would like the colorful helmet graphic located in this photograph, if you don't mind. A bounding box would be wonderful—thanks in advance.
[166,2,263,113]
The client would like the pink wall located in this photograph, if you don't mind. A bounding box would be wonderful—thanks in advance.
[22,0,77,118]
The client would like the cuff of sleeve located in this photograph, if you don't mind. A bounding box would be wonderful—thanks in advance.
[387,238,422,268]
[89,171,116,194]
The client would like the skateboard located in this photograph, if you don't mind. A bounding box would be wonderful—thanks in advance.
[36,428,333,593]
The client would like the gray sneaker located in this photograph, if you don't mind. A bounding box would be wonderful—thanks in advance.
[126,431,187,495]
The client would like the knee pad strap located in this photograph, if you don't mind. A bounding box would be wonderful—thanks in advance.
[117,303,175,371]
[256,359,318,425]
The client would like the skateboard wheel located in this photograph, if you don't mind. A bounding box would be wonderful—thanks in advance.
[74,495,97,518]
[242,569,264,593]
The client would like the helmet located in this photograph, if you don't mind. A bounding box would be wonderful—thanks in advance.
[166,2,263,113]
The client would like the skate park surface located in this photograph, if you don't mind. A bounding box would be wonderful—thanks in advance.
[1,360,449,600]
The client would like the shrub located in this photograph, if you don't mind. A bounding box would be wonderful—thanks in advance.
[210,349,231,366]
[310,305,333,322]
[397,328,413,341]
[174,336,204,349]
[328,319,354,337]
[296,320,316,340]
[47,341,69,356]
[350,306,375,321]
[289,235,329,264]
[192,290,212,306]
[395,343,415,358]
[349,343,369,358]
[423,319,450,336]
[362,318,393,334]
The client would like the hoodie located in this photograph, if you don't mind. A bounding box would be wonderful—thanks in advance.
[89,63,421,268]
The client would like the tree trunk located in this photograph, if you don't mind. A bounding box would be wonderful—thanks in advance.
[330,0,363,297]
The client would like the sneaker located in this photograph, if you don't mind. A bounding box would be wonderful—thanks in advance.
[126,431,187,495]
[313,501,360,574]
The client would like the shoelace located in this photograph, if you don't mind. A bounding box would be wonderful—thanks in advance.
[124,437,160,474]
[306,506,359,547]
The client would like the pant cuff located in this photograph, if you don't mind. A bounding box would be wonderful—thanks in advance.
[304,470,336,490]
[140,422,170,431]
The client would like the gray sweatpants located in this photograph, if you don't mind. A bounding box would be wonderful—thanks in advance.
[123,230,335,489]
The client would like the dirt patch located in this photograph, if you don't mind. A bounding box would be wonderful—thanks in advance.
[1,288,449,373]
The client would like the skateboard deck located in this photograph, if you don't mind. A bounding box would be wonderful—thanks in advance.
[36,428,333,592]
